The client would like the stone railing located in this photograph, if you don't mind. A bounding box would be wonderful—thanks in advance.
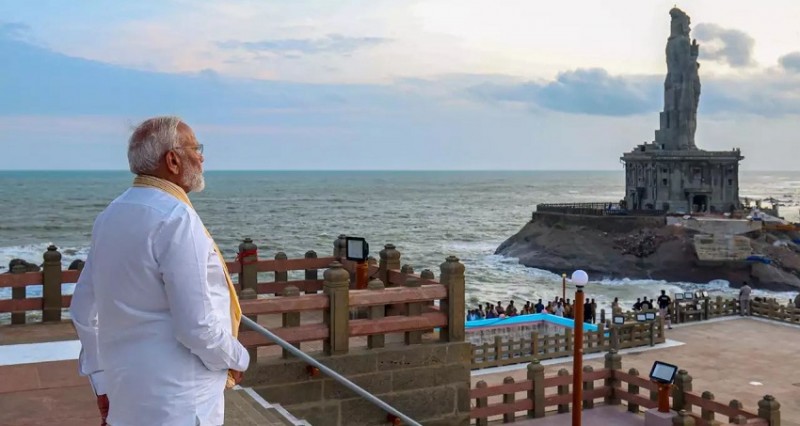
[663,296,800,326]
[470,350,781,425]
[470,316,665,370]
[535,202,667,217]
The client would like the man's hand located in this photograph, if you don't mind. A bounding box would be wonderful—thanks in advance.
[96,394,109,426]
[231,370,244,385]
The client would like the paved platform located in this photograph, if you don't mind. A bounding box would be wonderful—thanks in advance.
[473,317,800,426]
[498,405,644,425]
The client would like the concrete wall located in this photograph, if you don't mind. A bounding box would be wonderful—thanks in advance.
[693,234,752,261]
[667,217,762,236]
[532,211,665,234]
[243,342,471,426]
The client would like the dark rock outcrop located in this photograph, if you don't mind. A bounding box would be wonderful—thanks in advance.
[6,259,41,272]
[496,212,800,291]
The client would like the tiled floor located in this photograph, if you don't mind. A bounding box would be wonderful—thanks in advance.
[473,317,800,426]
[501,406,644,425]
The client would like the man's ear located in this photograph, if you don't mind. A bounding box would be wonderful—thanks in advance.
[165,150,181,176]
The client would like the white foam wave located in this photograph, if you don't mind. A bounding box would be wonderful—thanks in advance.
[0,243,89,272]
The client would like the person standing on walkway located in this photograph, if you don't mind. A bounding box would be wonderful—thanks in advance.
[657,290,673,329]
[739,282,752,316]
[70,117,249,426]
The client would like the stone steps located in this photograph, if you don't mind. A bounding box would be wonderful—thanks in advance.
[225,387,310,426]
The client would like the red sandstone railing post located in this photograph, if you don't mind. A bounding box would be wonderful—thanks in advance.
[304,250,318,294]
[274,252,288,295]
[323,261,350,355]
[42,245,62,322]
[10,264,26,324]
[673,369,692,411]
[728,399,743,423]
[604,349,621,405]
[439,255,465,343]
[628,368,640,413]
[530,331,539,358]
[700,391,715,423]
[420,268,436,332]
[758,394,781,426]
[583,365,595,409]
[404,277,423,344]
[400,264,414,276]
[494,336,504,367]
[503,376,516,423]
[609,325,619,351]
[596,323,605,349]
[281,285,301,359]
[237,238,258,364]
[731,415,747,424]
[367,278,385,349]
[475,380,488,426]
[334,234,347,260]
[557,368,570,413]
[650,383,659,406]
[378,244,401,286]
[528,360,545,418]
[238,238,258,298]
[649,321,656,346]
[672,410,695,425]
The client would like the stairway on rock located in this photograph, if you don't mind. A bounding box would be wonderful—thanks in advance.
[224,387,310,426]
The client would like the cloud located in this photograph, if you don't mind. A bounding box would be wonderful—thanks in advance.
[693,23,755,68]
[469,68,661,116]
[466,66,800,118]
[778,52,800,73]
[217,34,389,57]
[0,22,30,39]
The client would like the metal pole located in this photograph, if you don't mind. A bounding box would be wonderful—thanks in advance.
[572,288,584,426]
[240,316,421,426]
[658,383,671,413]
[562,273,566,301]
[356,260,368,290]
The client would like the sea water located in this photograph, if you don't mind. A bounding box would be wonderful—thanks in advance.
[1,170,798,318]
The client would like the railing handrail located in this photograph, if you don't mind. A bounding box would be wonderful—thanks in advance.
[239,316,422,426]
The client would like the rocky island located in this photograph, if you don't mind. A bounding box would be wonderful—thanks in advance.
[496,208,800,291]
[497,8,800,292]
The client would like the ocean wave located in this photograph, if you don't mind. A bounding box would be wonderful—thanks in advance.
[0,243,89,271]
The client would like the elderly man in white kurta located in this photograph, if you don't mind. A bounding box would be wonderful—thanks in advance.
[70,117,249,426]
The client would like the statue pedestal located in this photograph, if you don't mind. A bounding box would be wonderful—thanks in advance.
[645,408,676,426]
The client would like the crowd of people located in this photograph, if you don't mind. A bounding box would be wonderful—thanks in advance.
[466,297,600,323]
[467,289,680,328]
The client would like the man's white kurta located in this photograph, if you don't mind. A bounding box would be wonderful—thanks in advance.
[70,187,249,426]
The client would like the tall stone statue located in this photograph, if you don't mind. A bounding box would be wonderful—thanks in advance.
[655,7,701,150]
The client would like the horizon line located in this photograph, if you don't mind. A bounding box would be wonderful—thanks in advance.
[1,168,799,173]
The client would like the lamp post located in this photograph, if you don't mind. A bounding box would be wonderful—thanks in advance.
[571,269,589,426]
[561,273,567,301]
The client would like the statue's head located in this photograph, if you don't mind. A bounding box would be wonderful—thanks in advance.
[669,7,690,36]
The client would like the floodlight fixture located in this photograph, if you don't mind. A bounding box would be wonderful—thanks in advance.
[645,312,656,321]
[613,315,625,325]
[345,237,369,262]
[683,292,694,300]
[702,291,709,298]
[649,361,679,385]
[636,313,647,322]
[675,293,684,301]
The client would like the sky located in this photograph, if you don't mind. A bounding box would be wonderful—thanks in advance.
[1,0,799,171]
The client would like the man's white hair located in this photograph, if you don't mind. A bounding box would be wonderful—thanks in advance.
[127,116,183,174]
